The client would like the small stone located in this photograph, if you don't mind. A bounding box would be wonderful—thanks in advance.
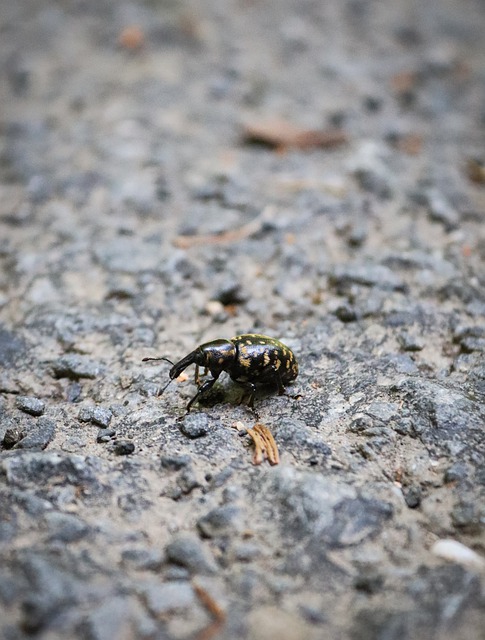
[231,542,261,562]
[398,332,424,352]
[392,418,416,437]
[91,407,113,428]
[329,263,404,292]
[78,407,94,422]
[140,581,194,616]
[214,279,247,305]
[16,396,45,416]
[444,463,468,484]
[180,413,209,439]
[44,511,91,542]
[365,402,399,423]
[13,418,55,451]
[353,569,384,594]
[348,415,373,433]
[113,440,135,456]
[3,427,24,449]
[335,304,358,322]
[452,324,485,343]
[52,355,100,380]
[97,428,116,443]
[197,505,242,538]
[79,406,112,427]
[425,189,460,231]
[347,224,367,247]
[161,454,191,471]
[121,547,163,571]
[460,337,485,353]
[165,534,218,574]
[403,486,422,509]
[62,435,88,452]
[451,502,481,533]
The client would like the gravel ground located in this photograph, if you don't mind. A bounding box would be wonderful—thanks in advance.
[1,1,485,639]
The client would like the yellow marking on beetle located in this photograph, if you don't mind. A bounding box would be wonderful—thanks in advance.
[240,358,251,368]
[275,358,281,370]
[286,360,290,369]
[264,352,270,366]
[218,357,224,364]
[246,340,252,345]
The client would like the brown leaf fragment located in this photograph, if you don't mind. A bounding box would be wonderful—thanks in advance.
[391,70,418,95]
[467,158,485,185]
[118,25,145,51]
[391,133,423,155]
[246,423,280,465]
[243,119,347,150]
[173,205,276,249]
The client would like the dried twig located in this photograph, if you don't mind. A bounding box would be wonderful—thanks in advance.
[246,423,280,465]
[173,205,276,249]
[193,580,226,640]
[243,118,347,151]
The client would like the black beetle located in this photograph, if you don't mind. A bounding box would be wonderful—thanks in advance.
[143,333,298,412]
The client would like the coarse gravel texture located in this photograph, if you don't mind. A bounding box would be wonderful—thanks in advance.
[1,1,485,639]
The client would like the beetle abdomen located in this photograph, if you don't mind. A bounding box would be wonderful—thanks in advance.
[230,334,298,384]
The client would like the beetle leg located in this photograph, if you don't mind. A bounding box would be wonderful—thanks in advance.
[195,365,209,386]
[236,381,257,408]
[186,375,219,412]
[272,368,286,395]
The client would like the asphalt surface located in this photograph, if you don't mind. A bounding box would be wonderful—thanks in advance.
[1,1,484,639]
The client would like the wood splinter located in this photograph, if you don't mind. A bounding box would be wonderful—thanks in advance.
[246,423,280,466]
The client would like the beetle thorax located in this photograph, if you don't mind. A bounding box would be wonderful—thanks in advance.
[198,339,236,370]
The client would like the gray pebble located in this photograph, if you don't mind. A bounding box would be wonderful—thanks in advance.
[180,413,209,439]
[197,505,242,538]
[460,337,485,353]
[451,502,481,533]
[329,263,404,291]
[165,534,218,574]
[140,581,194,616]
[44,511,91,542]
[335,304,358,322]
[78,407,113,429]
[61,435,88,452]
[52,355,100,380]
[365,402,399,423]
[16,396,45,417]
[353,569,384,594]
[231,542,261,562]
[113,440,135,456]
[444,462,468,483]
[3,426,24,449]
[121,547,163,571]
[91,407,113,428]
[452,324,485,343]
[97,428,116,443]
[403,486,422,509]
[164,566,191,581]
[13,418,55,451]
[425,188,460,231]
[398,332,424,352]
[161,454,192,470]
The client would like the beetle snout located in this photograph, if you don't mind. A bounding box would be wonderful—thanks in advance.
[169,349,199,379]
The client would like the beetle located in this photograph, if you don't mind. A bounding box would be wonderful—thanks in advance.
[143,334,298,412]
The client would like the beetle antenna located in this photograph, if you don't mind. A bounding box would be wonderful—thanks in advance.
[142,356,175,366]
[157,378,173,397]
